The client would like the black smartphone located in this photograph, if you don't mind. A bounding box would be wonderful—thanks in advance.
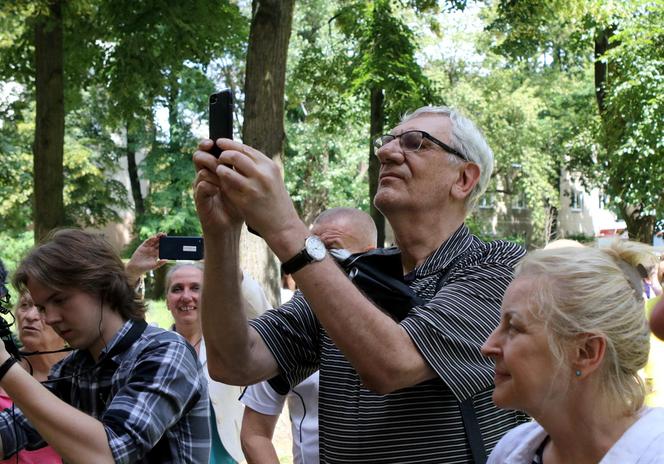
[159,236,204,261]
[209,89,233,157]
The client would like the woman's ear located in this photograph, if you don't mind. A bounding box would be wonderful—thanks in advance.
[451,162,481,202]
[572,334,606,378]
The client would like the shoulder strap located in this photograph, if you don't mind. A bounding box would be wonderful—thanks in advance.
[434,250,488,463]
[459,397,487,464]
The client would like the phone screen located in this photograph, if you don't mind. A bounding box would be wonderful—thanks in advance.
[209,89,233,158]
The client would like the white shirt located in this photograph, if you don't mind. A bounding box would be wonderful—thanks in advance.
[241,372,320,464]
[488,407,664,463]
[201,272,271,462]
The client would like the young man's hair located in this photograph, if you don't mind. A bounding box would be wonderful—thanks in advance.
[13,228,146,320]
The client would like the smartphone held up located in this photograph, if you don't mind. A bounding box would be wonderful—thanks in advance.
[159,236,204,261]
[208,89,233,158]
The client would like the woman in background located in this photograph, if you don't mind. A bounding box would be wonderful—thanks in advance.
[127,235,271,464]
[482,241,664,463]
[0,291,67,463]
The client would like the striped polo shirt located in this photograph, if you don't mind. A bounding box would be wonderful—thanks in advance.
[250,224,529,463]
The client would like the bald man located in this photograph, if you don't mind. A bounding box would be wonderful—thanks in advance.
[240,208,377,464]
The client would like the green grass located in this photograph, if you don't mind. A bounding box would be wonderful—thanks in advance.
[144,299,175,329]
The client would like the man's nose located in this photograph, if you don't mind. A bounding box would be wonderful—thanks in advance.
[375,138,404,164]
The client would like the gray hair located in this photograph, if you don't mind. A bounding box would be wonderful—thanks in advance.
[401,106,494,210]
[164,262,204,293]
[516,240,656,416]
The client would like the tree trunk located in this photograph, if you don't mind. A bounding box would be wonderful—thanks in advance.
[369,86,386,247]
[593,27,613,115]
[33,0,65,242]
[622,205,655,244]
[240,0,296,307]
[126,122,144,219]
[593,27,651,242]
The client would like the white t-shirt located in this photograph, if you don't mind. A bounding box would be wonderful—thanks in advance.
[488,407,664,463]
[241,372,319,464]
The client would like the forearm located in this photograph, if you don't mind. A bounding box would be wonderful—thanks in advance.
[0,359,114,463]
[201,231,278,384]
[266,226,434,393]
[124,264,143,286]
[298,258,434,392]
[240,408,280,464]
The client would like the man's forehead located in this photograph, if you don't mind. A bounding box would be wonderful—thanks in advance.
[393,113,451,136]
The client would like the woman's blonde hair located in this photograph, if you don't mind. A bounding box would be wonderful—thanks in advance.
[516,240,656,416]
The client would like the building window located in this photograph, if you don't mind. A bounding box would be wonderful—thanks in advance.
[570,191,584,211]
[511,192,527,210]
[479,194,495,209]
[598,192,610,209]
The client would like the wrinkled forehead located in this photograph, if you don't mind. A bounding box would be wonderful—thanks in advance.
[393,113,452,139]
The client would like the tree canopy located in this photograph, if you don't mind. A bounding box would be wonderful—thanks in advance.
[0,0,661,268]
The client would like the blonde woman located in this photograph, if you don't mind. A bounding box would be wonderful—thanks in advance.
[482,241,664,463]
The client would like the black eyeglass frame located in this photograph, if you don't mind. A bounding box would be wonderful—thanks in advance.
[374,130,468,161]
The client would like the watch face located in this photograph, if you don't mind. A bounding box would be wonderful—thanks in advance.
[305,236,327,260]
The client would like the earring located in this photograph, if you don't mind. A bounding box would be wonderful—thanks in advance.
[575,370,582,377]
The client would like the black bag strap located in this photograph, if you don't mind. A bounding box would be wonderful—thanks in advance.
[459,397,487,464]
[434,249,487,464]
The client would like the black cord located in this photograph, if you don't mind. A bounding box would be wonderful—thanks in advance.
[289,388,307,444]
[98,297,109,361]
[19,348,73,357]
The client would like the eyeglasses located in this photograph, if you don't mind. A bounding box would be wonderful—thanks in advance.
[373,130,467,161]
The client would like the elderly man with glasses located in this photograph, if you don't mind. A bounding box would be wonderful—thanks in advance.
[193,106,528,463]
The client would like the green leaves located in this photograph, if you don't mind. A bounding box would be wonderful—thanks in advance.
[487,0,664,241]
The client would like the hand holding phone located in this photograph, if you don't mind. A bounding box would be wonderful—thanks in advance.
[158,236,204,261]
[209,89,233,158]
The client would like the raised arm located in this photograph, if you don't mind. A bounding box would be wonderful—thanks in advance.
[0,353,114,464]
[125,233,167,285]
[207,139,435,394]
[193,141,279,385]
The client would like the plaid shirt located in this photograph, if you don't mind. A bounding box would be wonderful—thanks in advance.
[0,320,211,463]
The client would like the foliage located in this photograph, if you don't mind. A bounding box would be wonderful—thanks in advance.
[279,0,368,221]
[0,91,129,234]
[487,0,664,241]
[337,0,438,125]
[563,232,596,244]
[144,299,173,329]
[1,0,660,253]
[599,1,664,219]
[422,7,560,245]
[104,1,246,242]
[0,231,34,278]
[0,0,248,243]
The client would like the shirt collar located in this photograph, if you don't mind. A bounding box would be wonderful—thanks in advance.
[95,319,135,364]
[406,223,474,279]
